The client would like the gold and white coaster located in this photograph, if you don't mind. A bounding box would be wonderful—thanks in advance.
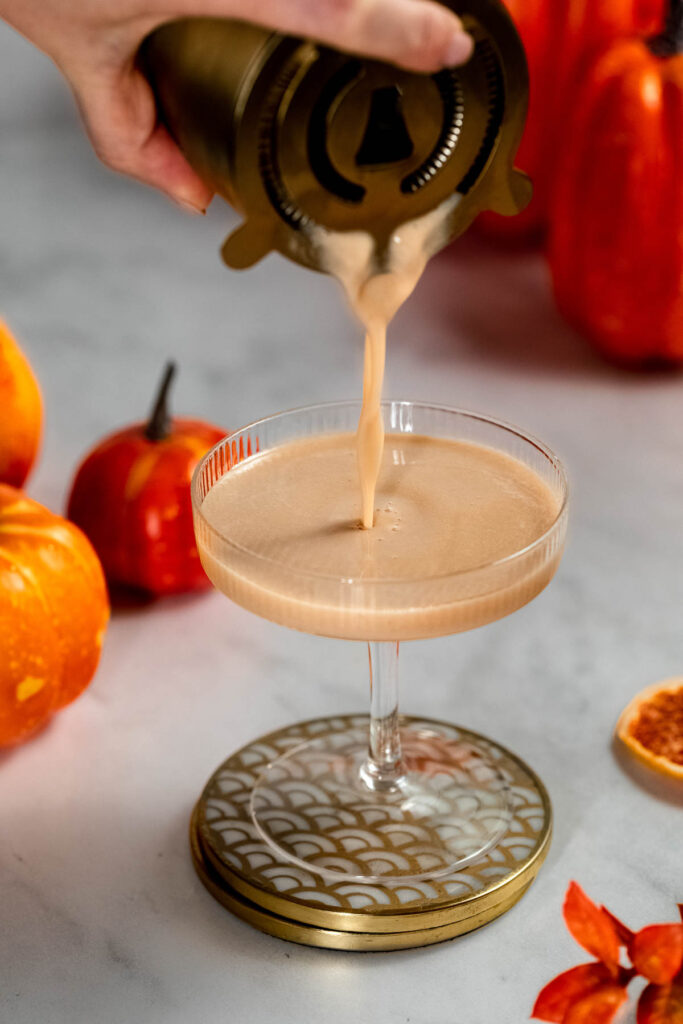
[190,715,552,951]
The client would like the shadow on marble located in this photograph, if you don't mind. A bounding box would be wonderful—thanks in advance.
[611,737,683,808]
[108,586,213,617]
[0,718,57,767]
[413,238,683,383]
[0,743,594,1024]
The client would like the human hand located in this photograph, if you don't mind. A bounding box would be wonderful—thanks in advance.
[0,0,473,213]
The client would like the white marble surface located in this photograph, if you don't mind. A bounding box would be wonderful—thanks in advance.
[1,20,682,1024]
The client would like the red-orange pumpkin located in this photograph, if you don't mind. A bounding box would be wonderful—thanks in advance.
[0,320,42,487]
[0,485,109,746]
[67,363,225,595]
[478,0,665,244]
[549,1,683,364]
[477,0,554,243]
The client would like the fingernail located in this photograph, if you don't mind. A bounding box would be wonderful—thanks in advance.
[443,30,474,67]
[175,196,206,215]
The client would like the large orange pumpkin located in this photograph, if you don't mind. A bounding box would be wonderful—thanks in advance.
[549,1,683,364]
[477,0,553,243]
[478,0,665,244]
[0,485,109,746]
[0,320,42,487]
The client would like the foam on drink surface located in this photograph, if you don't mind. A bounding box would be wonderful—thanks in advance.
[198,432,561,640]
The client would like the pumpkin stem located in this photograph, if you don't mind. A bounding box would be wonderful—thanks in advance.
[649,0,683,56]
[145,361,176,442]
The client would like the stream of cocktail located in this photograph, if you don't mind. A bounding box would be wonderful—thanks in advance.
[313,196,461,528]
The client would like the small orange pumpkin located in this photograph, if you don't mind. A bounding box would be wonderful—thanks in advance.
[0,319,42,487]
[549,0,683,364]
[67,363,225,596]
[0,485,109,746]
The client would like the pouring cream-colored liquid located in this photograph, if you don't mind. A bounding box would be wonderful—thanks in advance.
[198,431,560,640]
[196,198,561,639]
[313,197,461,528]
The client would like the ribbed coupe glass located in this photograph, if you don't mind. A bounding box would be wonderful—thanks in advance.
[192,401,568,885]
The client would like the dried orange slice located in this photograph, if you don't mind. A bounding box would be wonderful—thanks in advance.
[617,679,683,780]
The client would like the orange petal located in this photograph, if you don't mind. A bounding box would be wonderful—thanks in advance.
[637,980,683,1024]
[564,986,629,1024]
[564,883,621,972]
[629,925,683,985]
[532,963,616,1022]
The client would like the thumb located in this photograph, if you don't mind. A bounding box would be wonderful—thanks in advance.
[175,0,473,72]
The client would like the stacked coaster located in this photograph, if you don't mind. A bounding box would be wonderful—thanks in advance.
[190,715,552,951]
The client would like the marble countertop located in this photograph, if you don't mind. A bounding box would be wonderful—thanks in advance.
[1,21,682,1024]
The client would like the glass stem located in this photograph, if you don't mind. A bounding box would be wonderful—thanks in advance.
[361,641,405,792]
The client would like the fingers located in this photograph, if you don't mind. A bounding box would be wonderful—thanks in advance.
[71,63,213,211]
[295,0,474,71]
[175,0,473,72]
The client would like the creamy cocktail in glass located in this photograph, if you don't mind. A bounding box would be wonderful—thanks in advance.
[192,400,567,885]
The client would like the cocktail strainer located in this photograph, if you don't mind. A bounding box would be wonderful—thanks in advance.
[141,0,530,271]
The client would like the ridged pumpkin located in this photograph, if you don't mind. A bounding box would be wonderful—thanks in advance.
[67,363,225,595]
[0,320,42,487]
[549,1,683,364]
[478,0,665,244]
[0,485,109,746]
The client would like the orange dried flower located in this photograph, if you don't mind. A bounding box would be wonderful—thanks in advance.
[532,885,683,1024]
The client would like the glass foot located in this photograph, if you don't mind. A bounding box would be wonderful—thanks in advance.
[250,722,512,884]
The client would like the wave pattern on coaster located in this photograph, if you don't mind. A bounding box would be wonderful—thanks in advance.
[197,715,550,915]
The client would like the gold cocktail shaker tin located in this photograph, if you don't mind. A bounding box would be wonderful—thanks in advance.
[140,0,530,272]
